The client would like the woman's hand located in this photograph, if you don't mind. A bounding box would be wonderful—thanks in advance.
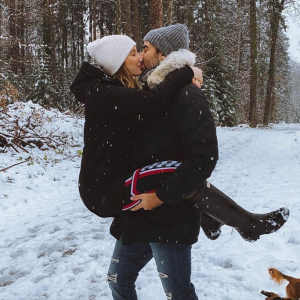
[190,66,203,88]
[130,193,163,211]
[192,78,202,88]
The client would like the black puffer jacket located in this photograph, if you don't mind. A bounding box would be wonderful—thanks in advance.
[70,62,194,217]
[110,83,218,245]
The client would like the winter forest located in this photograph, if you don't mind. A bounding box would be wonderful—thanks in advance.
[0,0,300,127]
[1,1,300,299]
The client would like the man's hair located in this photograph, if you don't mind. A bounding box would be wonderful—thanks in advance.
[114,63,141,89]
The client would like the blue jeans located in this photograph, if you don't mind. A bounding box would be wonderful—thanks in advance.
[107,239,198,300]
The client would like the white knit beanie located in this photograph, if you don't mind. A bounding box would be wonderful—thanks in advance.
[87,35,136,76]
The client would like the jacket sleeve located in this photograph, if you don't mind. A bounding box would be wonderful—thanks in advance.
[85,66,194,115]
[155,85,219,205]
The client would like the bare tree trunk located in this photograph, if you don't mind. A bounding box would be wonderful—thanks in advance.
[62,3,68,68]
[263,0,285,125]
[167,0,173,25]
[150,0,163,29]
[89,0,93,40]
[19,0,26,76]
[42,0,53,80]
[236,0,242,74]
[187,0,195,30]
[270,90,277,122]
[249,0,258,127]
[125,0,132,37]
[132,0,140,47]
[9,0,19,74]
[116,0,121,34]
[71,1,76,69]
[93,0,97,40]
[49,0,56,81]
[80,2,84,62]
[0,4,2,37]
[203,0,210,68]
[120,0,126,33]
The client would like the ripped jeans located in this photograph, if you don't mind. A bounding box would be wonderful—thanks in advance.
[107,238,198,300]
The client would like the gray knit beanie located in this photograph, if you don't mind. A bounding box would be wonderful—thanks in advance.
[143,24,189,55]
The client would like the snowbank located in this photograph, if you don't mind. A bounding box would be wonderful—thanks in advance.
[0,103,299,299]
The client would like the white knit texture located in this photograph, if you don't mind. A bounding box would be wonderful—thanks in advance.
[87,35,136,76]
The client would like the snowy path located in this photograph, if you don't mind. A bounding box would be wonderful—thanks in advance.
[1,123,300,300]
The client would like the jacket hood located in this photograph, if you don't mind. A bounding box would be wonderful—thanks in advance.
[70,61,118,104]
[147,49,196,88]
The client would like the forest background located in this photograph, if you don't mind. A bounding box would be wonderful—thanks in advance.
[0,0,300,127]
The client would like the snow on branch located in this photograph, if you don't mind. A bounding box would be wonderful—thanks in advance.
[0,101,83,153]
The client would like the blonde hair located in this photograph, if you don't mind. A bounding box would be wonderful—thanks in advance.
[115,63,141,89]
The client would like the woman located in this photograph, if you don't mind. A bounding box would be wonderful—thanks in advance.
[70,35,202,217]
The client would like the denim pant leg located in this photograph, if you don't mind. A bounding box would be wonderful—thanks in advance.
[107,239,153,300]
[150,243,198,300]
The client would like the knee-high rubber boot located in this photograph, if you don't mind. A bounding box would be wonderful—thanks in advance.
[188,181,290,242]
[200,213,223,240]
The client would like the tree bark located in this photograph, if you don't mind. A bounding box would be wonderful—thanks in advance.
[236,0,242,74]
[132,0,140,47]
[62,3,68,68]
[71,2,76,69]
[18,0,26,76]
[9,0,19,74]
[120,0,126,34]
[263,0,285,125]
[249,0,258,127]
[93,0,97,41]
[79,0,84,62]
[116,0,121,34]
[49,0,56,81]
[167,0,173,25]
[42,0,51,58]
[89,0,93,40]
[203,0,210,66]
[150,0,163,29]
[125,0,132,37]
[0,3,2,37]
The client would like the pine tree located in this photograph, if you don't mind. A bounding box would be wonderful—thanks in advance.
[200,0,237,126]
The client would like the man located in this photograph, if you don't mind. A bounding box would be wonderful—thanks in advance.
[108,24,217,300]
[107,24,289,300]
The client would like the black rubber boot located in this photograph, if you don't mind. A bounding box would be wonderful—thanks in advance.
[200,213,223,240]
[188,181,290,242]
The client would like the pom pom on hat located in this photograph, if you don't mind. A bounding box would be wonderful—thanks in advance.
[87,35,136,76]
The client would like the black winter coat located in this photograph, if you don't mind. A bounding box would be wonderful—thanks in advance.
[110,83,219,245]
[70,61,194,217]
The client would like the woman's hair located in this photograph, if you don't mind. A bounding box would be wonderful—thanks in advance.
[115,63,141,89]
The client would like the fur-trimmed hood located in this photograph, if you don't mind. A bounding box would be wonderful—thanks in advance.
[147,49,196,88]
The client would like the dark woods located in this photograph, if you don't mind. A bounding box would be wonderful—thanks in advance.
[0,0,299,126]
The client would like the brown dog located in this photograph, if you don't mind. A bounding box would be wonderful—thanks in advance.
[261,268,300,300]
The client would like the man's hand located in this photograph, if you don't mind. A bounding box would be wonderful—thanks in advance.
[130,193,163,211]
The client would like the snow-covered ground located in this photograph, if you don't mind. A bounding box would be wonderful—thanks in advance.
[1,104,300,300]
